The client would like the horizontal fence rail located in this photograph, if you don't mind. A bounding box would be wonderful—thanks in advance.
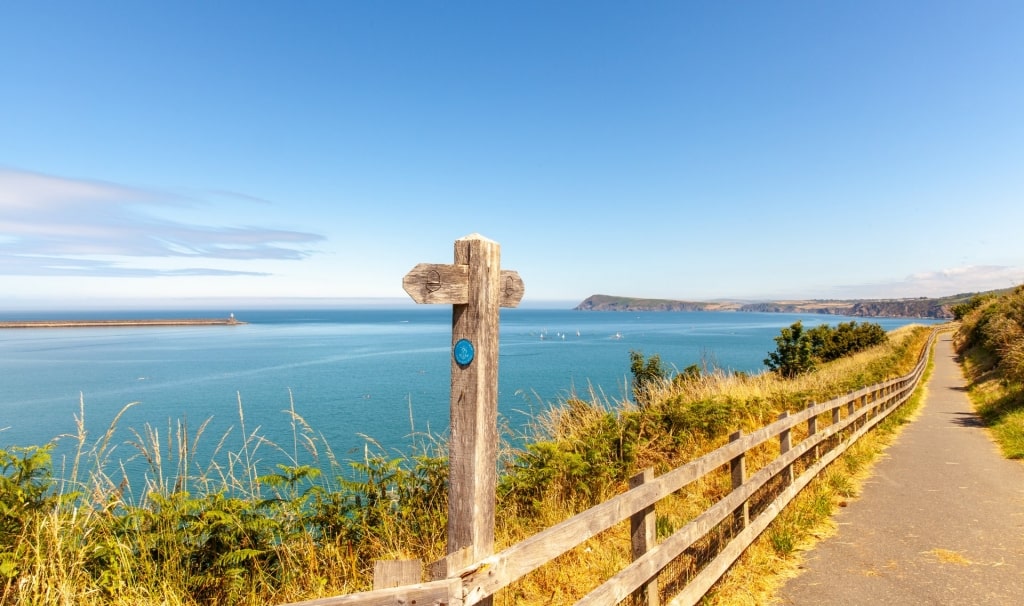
[284,329,938,606]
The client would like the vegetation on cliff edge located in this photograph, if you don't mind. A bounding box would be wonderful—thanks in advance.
[954,284,1024,458]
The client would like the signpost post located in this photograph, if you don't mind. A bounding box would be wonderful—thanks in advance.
[403,234,524,596]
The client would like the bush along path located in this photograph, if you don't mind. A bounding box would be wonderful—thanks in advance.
[775,334,1024,605]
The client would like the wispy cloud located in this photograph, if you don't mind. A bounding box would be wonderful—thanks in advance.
[833,265,1024,299]
[902,265,1024,294]
[206,189,275,205]
[0,168,324,277]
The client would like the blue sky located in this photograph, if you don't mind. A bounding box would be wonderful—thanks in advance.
[2,1,1022,310]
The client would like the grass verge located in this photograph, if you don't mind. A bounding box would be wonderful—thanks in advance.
[958,352,1024,459]
[953,284,1024,459]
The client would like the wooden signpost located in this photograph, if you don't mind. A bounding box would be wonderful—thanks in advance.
[402,234,524,592]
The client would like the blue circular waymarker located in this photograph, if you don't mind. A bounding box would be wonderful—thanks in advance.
[453,339,475,365]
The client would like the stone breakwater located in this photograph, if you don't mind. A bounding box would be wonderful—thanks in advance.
[0,317,244,328]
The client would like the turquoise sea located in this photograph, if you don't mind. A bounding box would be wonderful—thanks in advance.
[0,308,938,479]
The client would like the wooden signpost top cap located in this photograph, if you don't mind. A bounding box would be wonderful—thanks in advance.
[460,232,494,243]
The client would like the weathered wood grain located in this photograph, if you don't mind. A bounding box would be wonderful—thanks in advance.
[498,270,525,308]
[629,468,660,606]
[403,263,470,305]
[730,430,749,529]
[280,578,461,606]
[779,411,794,486]
[373,559,421,590]
[402,261,522,307]
[401,234,523,606]
[448,235,502,606]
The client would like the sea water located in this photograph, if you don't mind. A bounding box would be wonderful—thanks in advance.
[0,308,937,480]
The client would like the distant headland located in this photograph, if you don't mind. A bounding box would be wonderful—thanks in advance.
[0,314,244,329]
[572,292,998,320]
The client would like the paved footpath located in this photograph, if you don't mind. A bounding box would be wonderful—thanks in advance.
[775,334,1024,605]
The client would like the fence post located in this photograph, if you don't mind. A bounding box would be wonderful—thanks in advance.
[831,403,842,446]
[629,468,660,606]
[730,430,748,530]
[779,411,793,486]
[807,413,819,461]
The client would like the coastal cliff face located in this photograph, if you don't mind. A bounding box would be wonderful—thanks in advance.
[736,300,952,319]
[576,295,955,319]
[848,300,952,319]
[574,294,708,312]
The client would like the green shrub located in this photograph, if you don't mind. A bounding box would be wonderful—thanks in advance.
[499,410,639,510]
[334,452,448,548]
[657,396,737,440]
[0,445,55,547]
[766,320,887,377]
[0,444,56,584]
[764,321,816,377]
[807,321,887,362]
[951,294,993,321]
[630,350,670,406]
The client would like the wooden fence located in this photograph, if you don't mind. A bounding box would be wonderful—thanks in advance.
[285,329,937,606]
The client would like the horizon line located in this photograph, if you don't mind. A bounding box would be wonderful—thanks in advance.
[0,286,997,313]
